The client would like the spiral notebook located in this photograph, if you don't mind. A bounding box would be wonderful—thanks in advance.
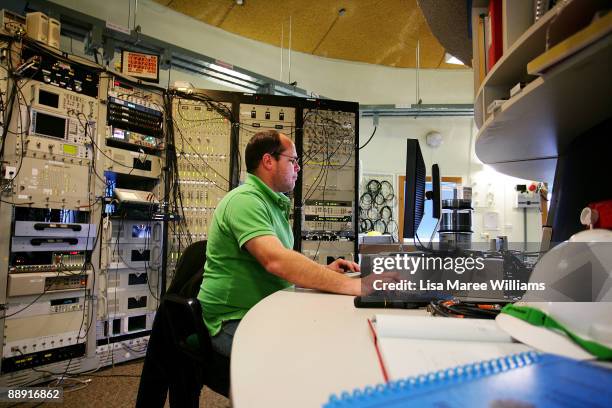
[369,315,532,381]
[324,352,612,407]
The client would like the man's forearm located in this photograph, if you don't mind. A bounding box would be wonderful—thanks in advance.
[268,248,360,295]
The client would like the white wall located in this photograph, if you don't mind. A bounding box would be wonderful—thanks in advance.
[52,0,543,243]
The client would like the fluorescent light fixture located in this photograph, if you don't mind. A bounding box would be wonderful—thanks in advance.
[444,53,465,65]
[202,76,253,93]
[209,63,254,82]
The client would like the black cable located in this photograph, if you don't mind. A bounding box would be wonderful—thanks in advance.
[358,126,377,150]
[38,165,100,381]
[374,193,386,206]
[165,93,193,255]
[300,108,357,257]
[359,192,373,205]
[373,219,387,234]
[308,110,332,261]
[366,179,381,195]
[173,112,230,187]
[379,205,393,220]
[21,37,104,73]
[0,44,41,184]
[381,180,394,201]
[0,39,160,384]
[360,219,373,232]
[303,113,349,202]
[428,300,504,319]
[360,178,396,239]
[385,220,398,236]
[142,205,161,303]
[17,188,101,382]
[165,88,246,263]
[414,232,434,253]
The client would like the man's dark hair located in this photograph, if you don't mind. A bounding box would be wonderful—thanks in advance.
[245,129,283,173]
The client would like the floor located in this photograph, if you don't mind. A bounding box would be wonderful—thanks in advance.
[6,360,230,408]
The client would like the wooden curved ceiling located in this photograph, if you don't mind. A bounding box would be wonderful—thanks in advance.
[155,0,468,69]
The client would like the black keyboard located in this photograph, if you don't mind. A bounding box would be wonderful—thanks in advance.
[353,292,427,309]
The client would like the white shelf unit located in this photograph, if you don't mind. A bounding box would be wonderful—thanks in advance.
[473,0,608,127]
[472,0,612,182]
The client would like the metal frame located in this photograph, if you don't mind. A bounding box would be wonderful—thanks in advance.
[360,104,474,118]
[9,0,311,97]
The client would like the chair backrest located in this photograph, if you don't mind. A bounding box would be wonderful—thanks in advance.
[163,293,212,361]
[162,240,214,361]
[161,240,230,397]
[166,240,207,296]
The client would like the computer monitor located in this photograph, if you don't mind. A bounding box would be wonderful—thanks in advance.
[403,139,426,239]
[430,164,441,220]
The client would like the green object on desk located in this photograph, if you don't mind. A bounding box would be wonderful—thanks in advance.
[501,304,612,360]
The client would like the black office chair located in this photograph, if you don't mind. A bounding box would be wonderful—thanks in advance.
[136,240,230,408]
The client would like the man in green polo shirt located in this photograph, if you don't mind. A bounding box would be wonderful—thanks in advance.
[198,129,362,357]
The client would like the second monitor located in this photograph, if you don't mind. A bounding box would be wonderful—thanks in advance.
[403,138,441,242]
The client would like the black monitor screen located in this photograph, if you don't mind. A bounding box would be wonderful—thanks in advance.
[33,111,66,139]
[403,139,426,239]
[38,89,59,108]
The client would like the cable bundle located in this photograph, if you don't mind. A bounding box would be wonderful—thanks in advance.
[359,179,397,239]
[427,299,505,319]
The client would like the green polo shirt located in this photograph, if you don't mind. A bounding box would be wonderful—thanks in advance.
[197,174,294,336]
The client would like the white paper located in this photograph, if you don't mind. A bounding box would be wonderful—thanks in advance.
[373,314,533,380]
[374,315,513,343]
[378,337,531,380]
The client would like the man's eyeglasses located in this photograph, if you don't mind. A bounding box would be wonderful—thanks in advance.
[275,153,300,166]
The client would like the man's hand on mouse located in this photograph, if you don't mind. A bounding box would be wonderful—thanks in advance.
[327,258,360,274]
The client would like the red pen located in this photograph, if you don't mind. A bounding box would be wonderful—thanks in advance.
[367,318,389,383]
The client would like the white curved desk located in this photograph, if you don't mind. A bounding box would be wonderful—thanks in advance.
[230,288,427,408]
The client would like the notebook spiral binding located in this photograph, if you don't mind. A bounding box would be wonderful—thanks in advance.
[324,351,542,407]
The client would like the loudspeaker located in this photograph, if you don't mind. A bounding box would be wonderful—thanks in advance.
[26,12,48,43]
[47,17,60,49]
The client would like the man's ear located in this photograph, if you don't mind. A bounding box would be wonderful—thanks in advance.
[261,153,274,170]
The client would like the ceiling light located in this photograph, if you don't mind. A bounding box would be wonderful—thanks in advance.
[444,53,464,65]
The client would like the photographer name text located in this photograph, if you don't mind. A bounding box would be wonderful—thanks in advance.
[372,279,546,291]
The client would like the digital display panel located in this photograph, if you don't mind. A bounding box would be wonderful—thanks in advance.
[63,144,77,155]
[132,225,151,238]
[112,128,126,140]
[121,50,159,82]
[50,297,79,306]
[33,111,66,139]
